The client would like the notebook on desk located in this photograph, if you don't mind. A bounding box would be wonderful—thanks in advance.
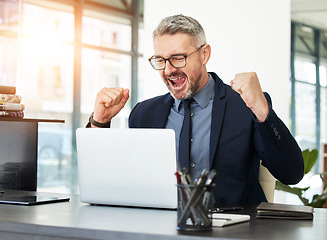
[76,128,177,210]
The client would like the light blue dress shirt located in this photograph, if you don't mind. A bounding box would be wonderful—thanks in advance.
[165,74,215,181]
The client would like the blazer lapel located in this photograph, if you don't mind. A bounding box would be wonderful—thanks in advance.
[152,94,174,128]
[209,73,226,168]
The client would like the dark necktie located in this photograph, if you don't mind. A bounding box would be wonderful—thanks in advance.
[179,99,192,171]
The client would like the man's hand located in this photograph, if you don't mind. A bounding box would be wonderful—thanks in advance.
[92,87,130,127]
[230,72,269,122]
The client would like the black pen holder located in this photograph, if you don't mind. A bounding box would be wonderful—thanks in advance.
[176,184,215,231]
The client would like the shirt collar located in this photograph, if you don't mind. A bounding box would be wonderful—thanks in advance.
[174,74,215,112]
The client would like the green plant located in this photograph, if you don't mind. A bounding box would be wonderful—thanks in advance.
[275,149,327,208]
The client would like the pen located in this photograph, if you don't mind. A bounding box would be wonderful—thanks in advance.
[176,170,197,224]
[204,169,216,185]
[212,207,244,213]
[175,171,182,184]
[202,169,216,209]
[182,168,193,184]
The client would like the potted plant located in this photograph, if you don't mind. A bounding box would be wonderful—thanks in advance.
[275,149,327,208]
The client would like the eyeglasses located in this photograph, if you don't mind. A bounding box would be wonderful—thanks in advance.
[148,44,205,70]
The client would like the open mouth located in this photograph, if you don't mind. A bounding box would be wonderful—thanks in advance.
[168,76,187,89]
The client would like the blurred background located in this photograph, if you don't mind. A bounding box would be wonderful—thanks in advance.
[0,0,326,205]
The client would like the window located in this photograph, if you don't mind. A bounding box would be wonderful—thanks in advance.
[80,10,133,128]
[290,23,327,203]
[320,63,327,144]
[18,2,75,193]
[0,0,143,194]
[0,36,18,86]
[0,0,19,86]
[291,23,327,165]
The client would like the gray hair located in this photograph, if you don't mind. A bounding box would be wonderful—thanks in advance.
[152,14,207,47]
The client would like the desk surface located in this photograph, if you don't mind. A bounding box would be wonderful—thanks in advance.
[0,190,326,240]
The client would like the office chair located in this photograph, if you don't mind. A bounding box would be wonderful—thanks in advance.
[259,162,276,203]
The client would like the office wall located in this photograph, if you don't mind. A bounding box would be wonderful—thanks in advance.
[142,0,291,124]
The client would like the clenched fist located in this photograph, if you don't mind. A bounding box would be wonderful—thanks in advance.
[230,72,269,122]
[92,87,130,127]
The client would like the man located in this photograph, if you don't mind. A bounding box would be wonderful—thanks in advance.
[88,14,304,204]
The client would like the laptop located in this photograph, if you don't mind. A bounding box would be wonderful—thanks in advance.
[76,128,177,209]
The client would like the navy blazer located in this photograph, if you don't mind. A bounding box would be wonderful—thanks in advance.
[129,72,304,204]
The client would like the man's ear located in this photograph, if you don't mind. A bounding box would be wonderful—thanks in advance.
[201,44,211,65]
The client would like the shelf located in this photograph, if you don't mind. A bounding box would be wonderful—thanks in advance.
[0,118,65,123]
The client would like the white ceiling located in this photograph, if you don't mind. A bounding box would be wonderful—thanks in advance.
[291,0,327,29]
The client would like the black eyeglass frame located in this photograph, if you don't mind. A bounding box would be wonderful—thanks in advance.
[148,44,206,70]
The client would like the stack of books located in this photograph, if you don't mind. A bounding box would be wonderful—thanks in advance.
[0,85,24,118]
